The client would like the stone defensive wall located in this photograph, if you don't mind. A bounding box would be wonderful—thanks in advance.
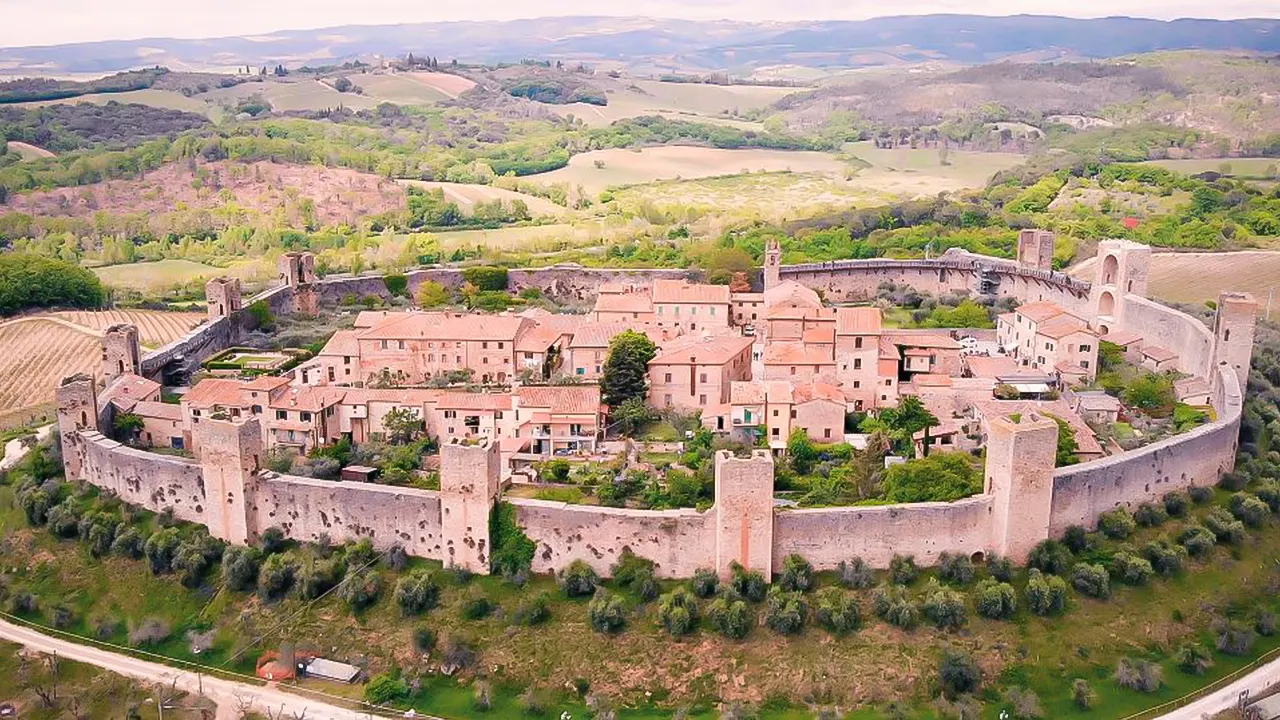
[780,256,1093,315]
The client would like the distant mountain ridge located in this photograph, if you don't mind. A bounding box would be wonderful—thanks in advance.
[2,14,1279,74]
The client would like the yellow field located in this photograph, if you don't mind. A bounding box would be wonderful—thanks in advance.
[555,79,796,128]
[396,180,565,217]
[51,310,205,348]
[5,141,55,159]
[1144,158,1279,178]
[16,88,222,119]
[0,319,99,419]
[843,141,1027,193]
[93,259,271,292]
[534,146,849,194]
[1069,250,1280,304]
[356,74,452,105]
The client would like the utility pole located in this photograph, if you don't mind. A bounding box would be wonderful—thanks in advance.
[1266,286,1273,321]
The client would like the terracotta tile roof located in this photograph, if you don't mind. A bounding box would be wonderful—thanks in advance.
[912,374,954,388]
[243,376,291,392]
[342,388,440,406]
[101,373,161,411]
[964,355,1020,378]
[1037,314,1095,340]
[886,331,963,350]
[319,329,362,357]
[593,292,654,315]
[762,281,821,309]
[731,292,764,302]
[904,348,935,357]
[1075,393,1121,412]
[361,312,530,342]
[802,327,835,344]
[652,279,730,304]
[569,323,633,349]
[793,381,846,404]
[650,334,754,366]
[763,380,796,404]
[766,305,833,321]
[879,336,901,360]
[762,341,834,366]
[434,392,514,411]
[835,307,883,335]
[517,385,603,415]
[1141,345,1179,362]
[515,325,563,353]
[269,386,345,412]
[973,398,1104,456]
[354,310,407,329]
[183,379,248,408]
[132,400,183,421]
[1101,328,1142,347]
[1015,301,1070,323]
[997,312,1017,326]
[730,381,765,405]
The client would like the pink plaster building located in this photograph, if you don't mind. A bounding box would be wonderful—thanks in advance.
[648,334,754,411]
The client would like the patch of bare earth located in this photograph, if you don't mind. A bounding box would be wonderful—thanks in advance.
[5,160,406,228]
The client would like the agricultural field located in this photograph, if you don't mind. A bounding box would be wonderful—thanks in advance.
[15,88,221,119]
[7,159,406,231]
[51,309,205,348]
[554,79,796,128]
[92,259,271,293]
[1144,158,1280,178]
[843,141,1027,194]
[1069,250,1280,304]
[397,180,565,217]
[535,146,849,194]
[201,79,381,112]
[0,318,99,423]
[5,140,55,159]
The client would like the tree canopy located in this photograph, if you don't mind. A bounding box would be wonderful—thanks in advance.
[601,330,657,408]
[0,253,104,315]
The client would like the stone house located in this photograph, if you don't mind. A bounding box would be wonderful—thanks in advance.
[648,334,754,411]
[996,301,1099,383]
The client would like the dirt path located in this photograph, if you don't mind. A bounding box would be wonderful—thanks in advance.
[0,617,423,720]
[0,423,52,471]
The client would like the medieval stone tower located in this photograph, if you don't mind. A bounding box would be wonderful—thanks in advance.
[1089,239,1151,334]
[1213,291,1259,391]
[986,412,1058,563]
[1016,229,1056,271]
[205,277,243,321]
[196,415,263,545]
[440,438,501,574]
[763,238,782,292]
[101,324,141,381]
[55,374,99,481]
[278,251,317,289]
[713,449,775,579]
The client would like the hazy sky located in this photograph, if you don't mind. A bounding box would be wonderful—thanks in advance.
[1,0,1276,47]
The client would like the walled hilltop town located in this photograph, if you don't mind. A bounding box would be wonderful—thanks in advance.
[50,229,1258,582]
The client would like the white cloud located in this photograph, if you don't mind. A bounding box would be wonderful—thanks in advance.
[0,0,1275,47]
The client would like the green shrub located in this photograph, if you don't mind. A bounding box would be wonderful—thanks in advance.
[1112,552,1155,586]
[779,553,814,592]
[339,568,382,611]
[874,584,920,629]
[938,552,975,586]
[1143,540,1188,576]
[1174,643,1214,675]
[938,650,981,699]
[460,589,493,620]
[588,589,627,633]
[692,567,719,598]
[1026,570,1068,616]
[707,596,752,639]
[1071,563,1111,598]
[511,592,551,626]
[1115,658,1162,693]
[394,569,441,615]
[490,501,535,577]
[986,554,1014,582]
[922,580,967,629]
[364,672,410,704]
[1163,490,1191,517]
[1189,485,1214,504]
[1204,507,1248,544]
[612,548,658,601]
[730,562,767,602]
[1134,502,1168,527]
[1230,492,1271,528]
[1072,679,1096,710]
[1027,540,1072,575]
[257,553,297,600]
[1214,617,1256,656]
[1061,525,1093,554]
[383,274,408,296]
[1179,525,1218,556]
[838,557,875,588]
[461,266,509,292]
[814,587,861,634]
[973,579,1017,620]
[889,554,919,585]
[413,626,437,653]
[259,526,287,554]
[1098,507,1137,539]
[764,586,808,635]
[221,545,262,592]
[1257,610,1278,637]
[1256,482,1280,513]
[1005,687,1043,719]
[658,587,700,637]
[559,559,599,597]
[144,527,181,574]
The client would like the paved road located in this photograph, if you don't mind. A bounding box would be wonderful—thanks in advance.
[0,618,387,720]
[1154,654,1280,720]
